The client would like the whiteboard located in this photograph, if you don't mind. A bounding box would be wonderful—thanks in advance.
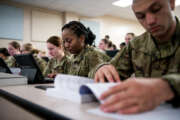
[31,10,63,42]
[0,4,23,40]
[80,20,100,46]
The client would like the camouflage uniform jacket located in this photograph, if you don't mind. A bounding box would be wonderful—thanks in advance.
[43,56,69,77]
[5,56,16,67]
[65,45,110,77]
[33,54,47,73]
[95,17,180,107]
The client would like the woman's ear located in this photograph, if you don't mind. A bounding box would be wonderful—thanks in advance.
[79,35,85,44]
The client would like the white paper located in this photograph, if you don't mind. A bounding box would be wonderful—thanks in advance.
[88,104,180,120]
[54,74,93,91]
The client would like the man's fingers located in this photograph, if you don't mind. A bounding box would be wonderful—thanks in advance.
[101,98,138,113]
[109,66,121,82]
[100,89,130,107]
[118,104,140,114]
[95,65,120,83]
[103,69,115,82]
[95,68,106,83]
[100,83,127,100]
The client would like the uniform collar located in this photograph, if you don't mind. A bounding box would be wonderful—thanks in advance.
[147,16,180,59]
[71,45,89,63]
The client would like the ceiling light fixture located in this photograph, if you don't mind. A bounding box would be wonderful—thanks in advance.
[112,0,180,8]
[176,0,180,6]
[112,0,132,8]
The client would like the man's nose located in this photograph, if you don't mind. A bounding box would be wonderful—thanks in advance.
[146,13,156,26]
[64,42,70,48]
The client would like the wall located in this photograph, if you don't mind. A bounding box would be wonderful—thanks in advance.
[98,15,145,48]
[0,0,145,51]
[0,0,63,52]
[79,15,145,48]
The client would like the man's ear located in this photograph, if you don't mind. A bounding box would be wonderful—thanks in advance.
[170,0,175,10]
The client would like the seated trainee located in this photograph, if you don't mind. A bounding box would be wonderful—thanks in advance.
[21,43,47,73]
[43,36,69,78]
[94,0,180,115]
[61,21,110,77]
[0,48,10,62]
[98,38,109,51]
[124,32,135,44]
[7,41,21,67]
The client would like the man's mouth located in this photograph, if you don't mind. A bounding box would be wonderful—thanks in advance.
[150,26,161,33]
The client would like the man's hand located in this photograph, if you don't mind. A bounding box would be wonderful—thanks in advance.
[100,78,174,114]
[94,65,121,83]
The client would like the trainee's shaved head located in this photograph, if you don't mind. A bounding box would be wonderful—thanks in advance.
[132,0,137,3]
[132,0,140,4]
[132,0,147,6]
[132,0,174,10]
[133,0,170,4]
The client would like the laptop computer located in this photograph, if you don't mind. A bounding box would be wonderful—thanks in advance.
[14,53,53,84]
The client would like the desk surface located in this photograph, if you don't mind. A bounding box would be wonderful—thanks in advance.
[0,84,113,120]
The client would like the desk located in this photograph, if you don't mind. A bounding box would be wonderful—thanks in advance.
[0,84,113,120]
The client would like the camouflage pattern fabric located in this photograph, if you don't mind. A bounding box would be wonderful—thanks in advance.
[43,56,69,77]
[65,45,110,77]
[33,54,47,73]
[5,56,16,67]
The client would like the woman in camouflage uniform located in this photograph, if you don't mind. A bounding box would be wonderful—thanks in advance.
[61,21,110,77]
[43,36,68,78]
[7,41,21,67]
[21,43,47,73]
[0,48,10,63]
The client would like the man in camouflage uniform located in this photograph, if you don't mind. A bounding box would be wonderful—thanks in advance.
[94,0,180,114]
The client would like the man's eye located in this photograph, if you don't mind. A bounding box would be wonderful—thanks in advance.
[65,39,72,43]
[136,14,145,19]
[151,7,161,13]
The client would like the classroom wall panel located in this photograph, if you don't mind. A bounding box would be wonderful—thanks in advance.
[0,0,145,51]
[0,4,23,40]
[31,10,63,42]
[80,19,100,46]
[99,16,145,48]
[79,15,145,48]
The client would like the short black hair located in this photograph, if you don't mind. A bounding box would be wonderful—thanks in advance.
[0,48,10,57]
[120,42,126,46]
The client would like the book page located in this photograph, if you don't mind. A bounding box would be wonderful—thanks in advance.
[88,104,180,120]
[54,74,94,92]
[80,83,117,103]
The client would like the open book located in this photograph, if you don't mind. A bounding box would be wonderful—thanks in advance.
[46,74,117,103]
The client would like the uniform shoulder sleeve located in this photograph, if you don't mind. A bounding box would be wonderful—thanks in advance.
[162,74,180,107]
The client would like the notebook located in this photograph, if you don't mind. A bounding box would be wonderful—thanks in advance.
[0,72,27,86]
